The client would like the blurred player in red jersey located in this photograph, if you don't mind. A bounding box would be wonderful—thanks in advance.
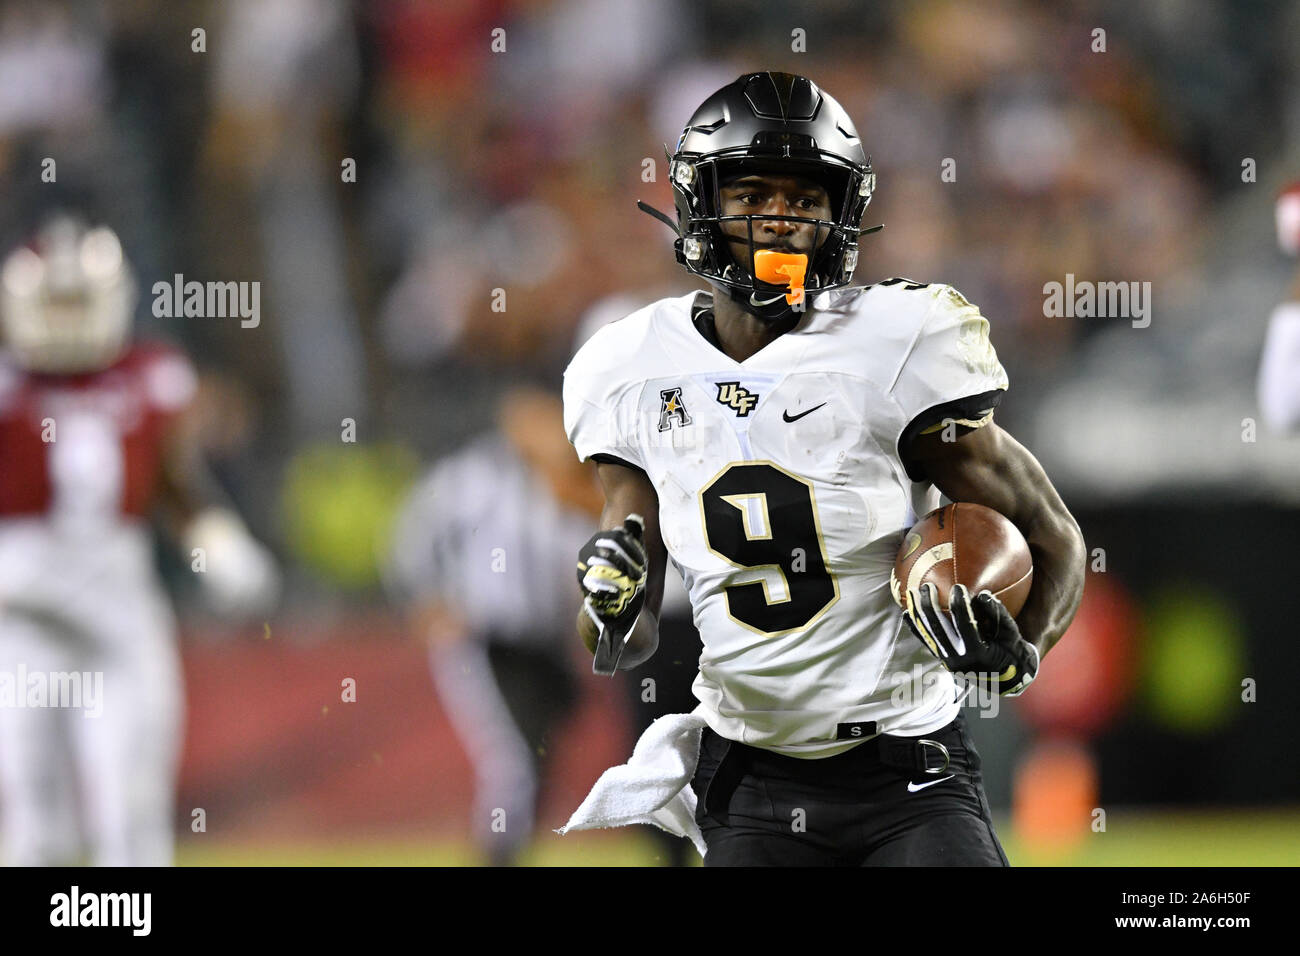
[0,215,278,865]
[1258,182,1300,433]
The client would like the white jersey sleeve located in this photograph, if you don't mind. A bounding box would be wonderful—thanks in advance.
[887,283,1009,479]
[562,311,653,470]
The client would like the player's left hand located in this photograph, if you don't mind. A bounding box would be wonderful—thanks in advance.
[904,583,1039,696]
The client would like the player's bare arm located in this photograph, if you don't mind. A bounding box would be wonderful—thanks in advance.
[575,460,667,669]
[905,421,1086,659]
[155,401,228,533]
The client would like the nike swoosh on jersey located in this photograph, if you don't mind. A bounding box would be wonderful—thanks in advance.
[906,774,955,792]
[782,403,827,423]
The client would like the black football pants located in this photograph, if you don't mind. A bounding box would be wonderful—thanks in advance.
[690,711,1009,866]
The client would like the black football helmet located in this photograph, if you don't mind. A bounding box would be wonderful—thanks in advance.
[640,71,880,322]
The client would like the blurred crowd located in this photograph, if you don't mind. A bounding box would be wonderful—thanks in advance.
[1,0,1298,601]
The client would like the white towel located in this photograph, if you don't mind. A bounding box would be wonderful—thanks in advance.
[556,711,709,859]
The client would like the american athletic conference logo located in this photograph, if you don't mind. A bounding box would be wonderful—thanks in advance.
[659,387,692,431]
[716,381,759,417]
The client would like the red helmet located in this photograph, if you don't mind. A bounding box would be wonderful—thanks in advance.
[0,215,136,373]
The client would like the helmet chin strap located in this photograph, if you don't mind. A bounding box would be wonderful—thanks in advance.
[713,278,802,323]
[723,249,808,323]
[636,200,834,323]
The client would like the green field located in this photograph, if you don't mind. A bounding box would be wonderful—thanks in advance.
[175,808,1300,866]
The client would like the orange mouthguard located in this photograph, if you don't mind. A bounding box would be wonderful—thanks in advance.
[753,250,808,305]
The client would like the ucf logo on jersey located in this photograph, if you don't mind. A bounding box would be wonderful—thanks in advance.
[716,381,759,417]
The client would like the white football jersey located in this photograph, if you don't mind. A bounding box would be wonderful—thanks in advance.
[563,281,1009,757]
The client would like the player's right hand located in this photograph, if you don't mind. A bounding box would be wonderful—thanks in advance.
[576,515,647,622]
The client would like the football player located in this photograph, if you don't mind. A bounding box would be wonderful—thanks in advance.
[563,73,1087,866]
[0,215,278,865]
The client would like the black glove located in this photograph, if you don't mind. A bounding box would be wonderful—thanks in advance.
[903,582,1039,697]
[577,515,647,673]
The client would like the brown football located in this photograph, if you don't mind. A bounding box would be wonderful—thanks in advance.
[890,502,1033,617]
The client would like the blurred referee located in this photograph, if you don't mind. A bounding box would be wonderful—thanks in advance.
[387,384,597,866]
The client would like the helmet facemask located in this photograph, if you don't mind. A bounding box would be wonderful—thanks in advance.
[0,219,136,374]
[671,151,875,322]
[638,72,883,322]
